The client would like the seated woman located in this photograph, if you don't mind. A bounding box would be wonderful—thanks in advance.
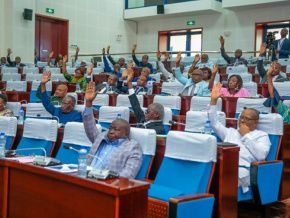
[264,61,290,123]
[200,67,212,83]
[62,55,87,91]
[209,72,250,97]
[0,94,14,117]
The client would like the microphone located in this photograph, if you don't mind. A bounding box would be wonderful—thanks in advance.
[63,145,119,179]
[10,147,61,166]
[169,120,203,134]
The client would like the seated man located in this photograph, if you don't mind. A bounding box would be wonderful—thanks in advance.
[40,71,82,124]
[34,49,39,65]
[174,52,210,96]
[219,36,247,65]
[102,48,122,78]
[7,49,26,67]
[36,83,68,106]
[74,47,87,68]
[83,81,143,179]
[209,82,271,191]
[107,46,127,68]
[117,61,148,94]
[188,54,214,78]
[0,57,10,67]
[127,69,165,134]
[96,74,123,94]
[132,44,153,73]
[132,67,155,82]
[258,43,288,83]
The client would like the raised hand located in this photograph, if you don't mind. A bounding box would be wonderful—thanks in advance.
[41,71,51,84]
[267,61,276,77]
[219,36,225,45]
[211,82,223,102]
[7,48,12,55]
[193,54,200,63]
[259,43,267,56]
[239,123,250,136]
[157,50,161,61]
[87,63,94,76]
[76,47,79,53]
[63,55,68,63]
[132,44,137,51]
[127,69,134,82]
[102,48,105,56]
[107,46,110,54]
[49,51,54,59]
[85,81,98,104]
[176,51,182,64]
[127,60,133,69]
[121,70,128,80]
[212,63,219,74]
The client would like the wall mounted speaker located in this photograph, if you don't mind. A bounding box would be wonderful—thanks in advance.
[23,8,33,21]
[157,5,164,14]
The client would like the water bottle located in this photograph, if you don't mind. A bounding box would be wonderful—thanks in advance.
[18,108,24,125]
[147,81,153,95]
[116,114,122,119]
[235,58,239,66]
[204,120,212,135]
[76,82,80,92]
[0,133,6,158]
[248,56,252,65]
[78,149,88,178]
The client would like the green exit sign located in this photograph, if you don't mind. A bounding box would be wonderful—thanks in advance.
[187,21,195,25]
[46,8,54,14]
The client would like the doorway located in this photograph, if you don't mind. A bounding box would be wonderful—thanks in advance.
[35,14,69,62]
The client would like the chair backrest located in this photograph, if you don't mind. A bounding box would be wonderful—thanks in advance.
[0,117,17,150]
[283,100,290,107]
[6,81,27,92]
[66,62,72,68]
[226,65,248,74]
[153,95,181,115]
[6,102,21,116]
[49,68,61,74]
[274,82,290,97]
[66,92,78,102]
[98,106,130,129]
[17,118,58,156]
[50,74,67,82]
[286,65,290,74]
[66,68,77,75]
[190,96,222,111]
[25,74,42,81]
[2,73,21,81]
[92,94,109,110]
[185,111,226,133]
[36,61,47,67]
[243,82,257,97]
[235,98,271,118]
[26,103,53,118]
[56,122,102,164]
[116,94,143,107]
[92,68,104,74]
[129,127,156,179]
[161,81,184,95]
[73,104,85,113]
[256,113,283,161]
[31,81,52,91]
[1,68,18,74]
[150,74,160,83]
[154,131,217,194]
[23,68,39,74]
[278,59,290,66]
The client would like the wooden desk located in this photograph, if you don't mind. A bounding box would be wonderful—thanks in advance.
[251,73,260,83]
[153,83,162,94]
[67,82,76,92]
[257,83,268,97]
[0,81,6,90]
[247,66,256,74]
[143,95,154,107]
[221,96,238,118]
[0,159,149,218]
[93,74,109,85]
[180,96,192,115]
[218,66,227,74]
[149,138,239,218]
[2,91,30,103]
[109,94,118,106]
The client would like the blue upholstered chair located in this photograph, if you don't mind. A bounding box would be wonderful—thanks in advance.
[153,95,181,116]
[16,118,58,157]
[25,103,53,119]
[92,94,109,111]
[98,106,130,130]
[0,117,17,150]
[56,122,102,164]
[235,98,271,119]
[29,81,52,103]
[6,102,21,117]
[238,113,284,205]
[148,131,216,218]
[129,127,156,180]
[190,96,222,112]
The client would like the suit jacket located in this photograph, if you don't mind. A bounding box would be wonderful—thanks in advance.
[220,48,248,65]
[272,38,290,60]
[95,83,123,94]
[7,56,26,67]
[117,80,148,94]
[83,111,143,179]
[257,59,288,83]
[128,94,165,134]
[174,67,210,96]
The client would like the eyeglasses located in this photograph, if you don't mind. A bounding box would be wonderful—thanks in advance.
[239,116,257,122]
[192,73,202,77]
[61,102,72,106]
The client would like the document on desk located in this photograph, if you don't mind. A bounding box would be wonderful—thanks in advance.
[45,164,93,173]
[7,156,36,163]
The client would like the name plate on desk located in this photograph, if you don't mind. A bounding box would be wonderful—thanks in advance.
[217,142,238,147]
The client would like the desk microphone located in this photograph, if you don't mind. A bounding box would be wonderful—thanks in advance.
[169,120,203,134]
[63,145,119,179]
[8,147,61,166]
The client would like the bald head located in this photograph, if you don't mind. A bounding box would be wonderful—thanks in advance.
[201,54,209,63]
[55,84,68,98]
[141,67,151,77]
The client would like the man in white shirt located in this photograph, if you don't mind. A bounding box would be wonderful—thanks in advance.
[209,82,271,192]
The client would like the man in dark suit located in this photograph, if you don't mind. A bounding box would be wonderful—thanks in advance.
[258,43,288,83]
[95,74,123,94]
[7,48,26,67]
[0,57,10,67]
[127,68,165,134]
[272,28,290,61]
